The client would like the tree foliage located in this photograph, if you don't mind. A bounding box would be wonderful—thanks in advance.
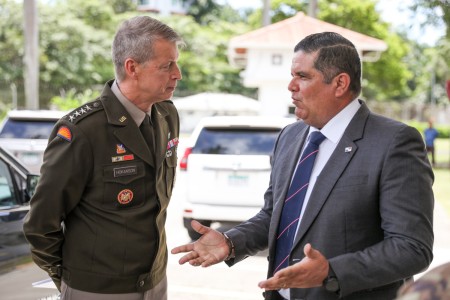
[246,0,414,101]
[0,0,256,109]
[410,0,450,39]
[163,15,256,97]
[0,0,448,110]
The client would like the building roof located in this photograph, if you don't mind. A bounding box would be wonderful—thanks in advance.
[228,12,387,65]
[173,93,260,113]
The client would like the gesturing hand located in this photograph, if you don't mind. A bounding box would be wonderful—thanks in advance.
[171,220,230,267]
[258,243,329,290]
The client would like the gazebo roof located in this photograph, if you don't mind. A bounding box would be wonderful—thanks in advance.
[228,12,387,66]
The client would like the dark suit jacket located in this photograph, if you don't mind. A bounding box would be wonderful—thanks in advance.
[226,101,434,300]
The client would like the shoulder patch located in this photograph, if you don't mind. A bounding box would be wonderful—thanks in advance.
[57,126,72,142]
[65,100,103,124]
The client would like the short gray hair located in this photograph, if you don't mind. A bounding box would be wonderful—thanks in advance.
[112,16,184,81]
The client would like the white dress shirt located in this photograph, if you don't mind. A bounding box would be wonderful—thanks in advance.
[279,99,360,300]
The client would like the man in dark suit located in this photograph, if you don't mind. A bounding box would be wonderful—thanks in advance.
[171,32,434,300]
[24,16,182,300]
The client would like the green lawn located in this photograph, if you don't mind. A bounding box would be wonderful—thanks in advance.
[429,138,450,215]
[433,138,450,166]
[433,168,450,216]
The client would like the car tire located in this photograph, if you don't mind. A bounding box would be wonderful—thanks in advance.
[183,217,212,241]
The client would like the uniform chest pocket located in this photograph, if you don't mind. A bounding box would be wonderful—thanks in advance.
[103,162,146,210]
[164,154,177,198]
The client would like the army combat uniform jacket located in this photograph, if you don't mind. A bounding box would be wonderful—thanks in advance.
[23,81,180,293]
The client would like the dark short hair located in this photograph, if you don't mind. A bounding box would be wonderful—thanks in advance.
[112,16,184,81]
[294,32,362,96]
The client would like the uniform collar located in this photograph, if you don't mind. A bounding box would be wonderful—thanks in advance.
[111,79,147,127]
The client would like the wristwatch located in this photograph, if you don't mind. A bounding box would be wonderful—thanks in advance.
[323,266,340,293]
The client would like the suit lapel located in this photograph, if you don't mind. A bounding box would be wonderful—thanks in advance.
[292,102,369,247]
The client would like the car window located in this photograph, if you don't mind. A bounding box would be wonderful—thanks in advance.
[0,119,56,139]
[0,159,16,207]
[192,127,280,155]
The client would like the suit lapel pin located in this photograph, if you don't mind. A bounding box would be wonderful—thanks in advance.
[345,147,352,153]
[119,116,126,122]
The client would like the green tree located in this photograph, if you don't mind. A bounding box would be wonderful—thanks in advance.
[246,0,414,101]
[0,0,256,108]
[410,0,450,39]
[164,15,256,97]
[38,2,114,102]
[408,0,450,105]
[0,0,24,84]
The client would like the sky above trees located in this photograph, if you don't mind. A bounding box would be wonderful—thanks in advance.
[220,0,446,46]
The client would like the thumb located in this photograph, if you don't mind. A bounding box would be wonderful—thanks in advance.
[303,243,320,259]
[191,220,211,235]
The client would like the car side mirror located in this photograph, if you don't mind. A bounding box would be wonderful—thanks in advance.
[25,174,40,201]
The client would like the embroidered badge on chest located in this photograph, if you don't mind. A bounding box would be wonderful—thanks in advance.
[116,144,126,154]
[117,189,133,205]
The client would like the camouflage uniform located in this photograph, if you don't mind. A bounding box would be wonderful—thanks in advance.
[396,262,450,300]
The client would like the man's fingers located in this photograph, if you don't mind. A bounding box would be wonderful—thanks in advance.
[190,219,210,235]
[177,251,199,265]
[171,243,194,255]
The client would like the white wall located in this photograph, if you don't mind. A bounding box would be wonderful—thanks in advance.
[258,83,292,117]
[241,49,293,116]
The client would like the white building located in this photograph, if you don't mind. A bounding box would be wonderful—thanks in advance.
[228,12,388,117]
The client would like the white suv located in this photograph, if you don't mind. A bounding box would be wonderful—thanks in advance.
[179,115,295,239]
[0,110,66,174]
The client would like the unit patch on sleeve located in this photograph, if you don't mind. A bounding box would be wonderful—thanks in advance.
[57,126,72,142]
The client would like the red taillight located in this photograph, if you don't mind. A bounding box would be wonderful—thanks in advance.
[179,147,193,170]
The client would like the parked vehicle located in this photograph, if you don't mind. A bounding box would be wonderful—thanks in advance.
[0,146,39,273]
[0,109,65,174]
[179,115,295,240]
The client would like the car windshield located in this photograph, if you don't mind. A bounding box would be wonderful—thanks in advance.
[0,119,56,139]
[192,127,280,155]
[0,159,16,208]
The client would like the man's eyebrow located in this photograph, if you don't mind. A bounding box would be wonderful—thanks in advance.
[292,71,308,77]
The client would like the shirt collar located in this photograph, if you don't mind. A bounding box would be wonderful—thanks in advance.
[308,98,361,144]
[111,80,147,127]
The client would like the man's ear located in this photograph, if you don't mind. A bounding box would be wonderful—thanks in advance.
[124,58,138,79]
[334,73,351,97]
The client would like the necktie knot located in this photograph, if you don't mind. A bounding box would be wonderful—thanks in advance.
[308,131,326,147]
[142,114,151,127]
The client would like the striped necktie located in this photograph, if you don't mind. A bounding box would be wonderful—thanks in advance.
[273,131,326,273]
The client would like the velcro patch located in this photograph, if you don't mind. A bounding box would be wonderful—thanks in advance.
[57,126,72,142]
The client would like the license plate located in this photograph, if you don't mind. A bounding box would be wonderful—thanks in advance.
[228,174,249,186]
